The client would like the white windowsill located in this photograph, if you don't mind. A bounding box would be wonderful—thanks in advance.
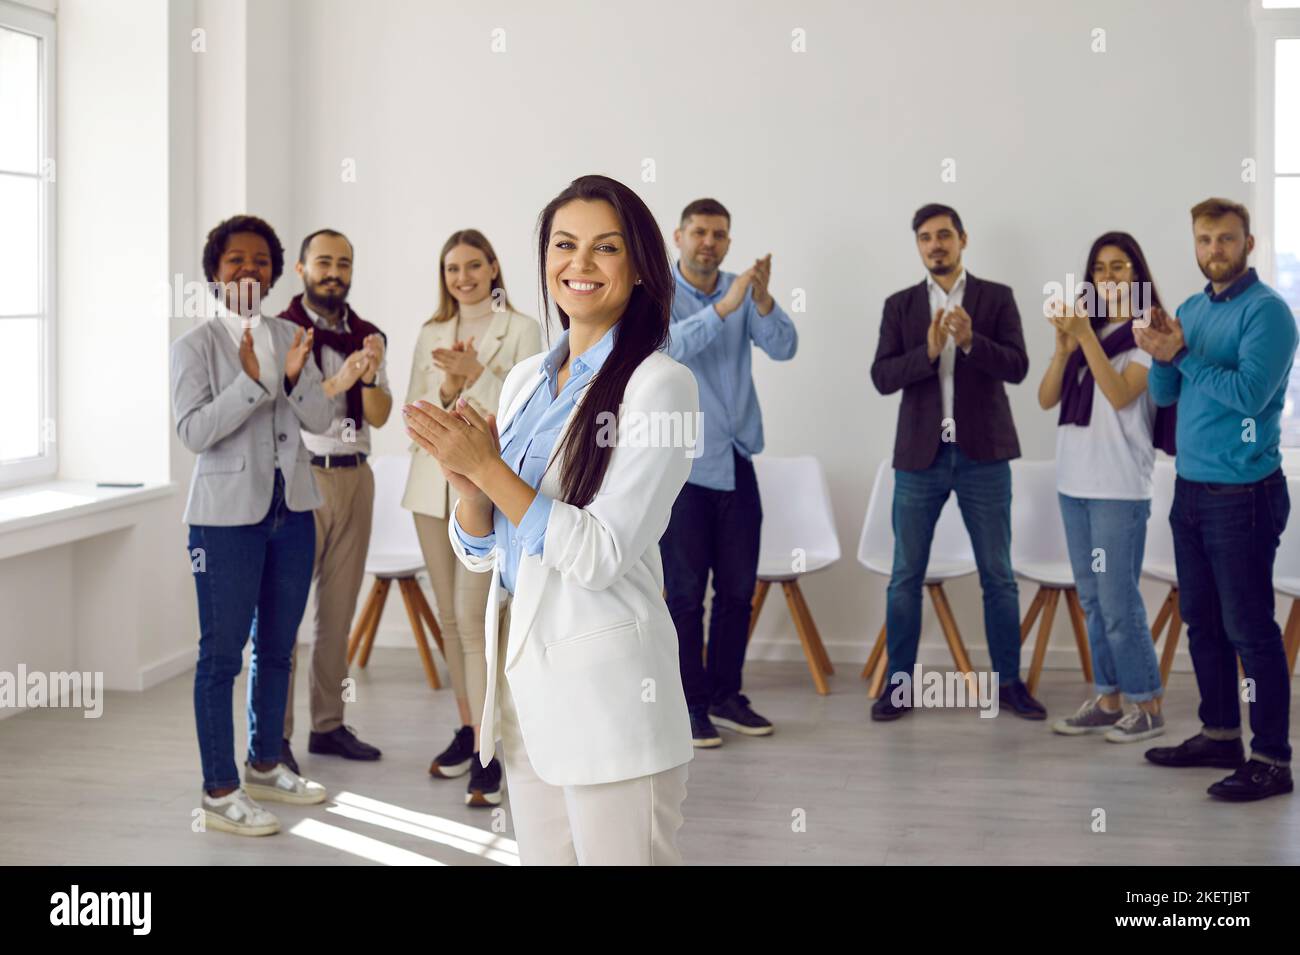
[0,480,177,561]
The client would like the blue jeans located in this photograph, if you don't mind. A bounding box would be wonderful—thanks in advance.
[886,443,1021,686]
[1171,468,1291,763]
[1058,494,1163,702]
[188,470,316,792]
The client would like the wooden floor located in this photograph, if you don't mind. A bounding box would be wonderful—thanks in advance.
[1,652,1297,865]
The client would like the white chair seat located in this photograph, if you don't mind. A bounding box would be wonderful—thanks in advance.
[857,460,977,582]
[1141,562,1178,586]
[757,551,838,580]
[365,553,426,577]
[1275,576,1300,599]
[754,455,841,582]
[1014,559,1075,588]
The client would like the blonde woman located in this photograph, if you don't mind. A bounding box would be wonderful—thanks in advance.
[402,229,541,807]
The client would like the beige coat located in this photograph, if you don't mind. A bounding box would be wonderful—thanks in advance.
[401,307,543,517]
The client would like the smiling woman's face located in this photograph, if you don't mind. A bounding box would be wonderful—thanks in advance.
[443,243,498,307]
[216,232,272,315]
[546,199,638,325]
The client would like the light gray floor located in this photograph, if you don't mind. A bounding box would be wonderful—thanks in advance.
[1,651,1297,865]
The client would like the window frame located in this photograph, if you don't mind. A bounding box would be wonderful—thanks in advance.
[0,0,56,488]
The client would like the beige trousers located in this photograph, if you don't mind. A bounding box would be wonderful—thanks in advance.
[413,510,492,729]
[285,461,374,738]
[495,596,690,866]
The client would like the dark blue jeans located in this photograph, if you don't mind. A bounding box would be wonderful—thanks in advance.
[1171,468,1291,763]
[188,470,316,792]
[886,443,1022,686]
[661,450,762,713]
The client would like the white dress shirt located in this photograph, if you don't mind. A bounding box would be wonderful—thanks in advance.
[214,301,281,466]
[926,268,970,438]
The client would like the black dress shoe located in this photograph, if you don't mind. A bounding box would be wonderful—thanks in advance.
[308,725,382,760]
[1145,732,1246,769]
[1207,760,1293,801]
[999,679,1047,720]
[871,692,910,722]
[281,739,300,775]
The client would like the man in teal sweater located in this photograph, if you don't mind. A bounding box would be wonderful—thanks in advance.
[1136,198,1296,801]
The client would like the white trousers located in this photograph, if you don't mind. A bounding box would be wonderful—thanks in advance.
[496,598,688,866]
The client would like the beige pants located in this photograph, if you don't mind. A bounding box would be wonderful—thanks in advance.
[286,461,375,738]
[495,596,689,866]
[413,511,492,729]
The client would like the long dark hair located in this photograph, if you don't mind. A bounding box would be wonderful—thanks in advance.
[1079,231,1163,331]
[535,175,673,509]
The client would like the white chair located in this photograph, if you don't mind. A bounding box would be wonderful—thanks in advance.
[857,459,978,697]
[346,455,445,690]
[1011,459,1092,696]
[1143,459,1182,686]
[1272,476,1300,676]
[748,456,841,694]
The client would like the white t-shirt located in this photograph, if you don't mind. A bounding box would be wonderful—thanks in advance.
[1056,322,1155,500]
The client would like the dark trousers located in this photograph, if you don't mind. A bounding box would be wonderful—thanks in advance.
[660,451,762,713]
[1171,468,1292,763]
[189,470,316,792]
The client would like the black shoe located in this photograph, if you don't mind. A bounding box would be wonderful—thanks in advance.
[429,726,474,778]
[999,679,1047,720]
[690,709,722,748]
[466,755,503,807]
[708,693,774,736]
[280,738,300,775]
[871,690,911,722]
[1207,759,1294,801]
[1145,732,1246,769]
[308,724,382,760]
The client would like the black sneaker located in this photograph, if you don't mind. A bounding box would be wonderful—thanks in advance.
[690,709,722,748]
[1145,732,1246,769]
[466,755,503,807]
[429,726,474,778]
[308,725,382,760]
[708,693,774,736]
[281,738,300,776]
[1207,760,1294,802]
[871,690,911,722]
[999,679,1047,720]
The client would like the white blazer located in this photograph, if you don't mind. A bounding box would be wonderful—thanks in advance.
[447,347,699,787]
[402,308,542,518]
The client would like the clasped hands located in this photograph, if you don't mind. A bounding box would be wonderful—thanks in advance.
[926,305,973,359]
[403,396,501,504]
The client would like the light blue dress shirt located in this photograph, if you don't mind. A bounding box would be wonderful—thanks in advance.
[452,323,617,595]
[664,261,798,491]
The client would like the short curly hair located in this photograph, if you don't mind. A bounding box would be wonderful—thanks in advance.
[202,214,286,285]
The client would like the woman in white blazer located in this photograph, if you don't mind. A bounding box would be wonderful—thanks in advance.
[402,175,699,865]
[401,229,541,806]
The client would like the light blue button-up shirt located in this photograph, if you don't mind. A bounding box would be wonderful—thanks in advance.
[665,261,798,491]
[452,323,617,594]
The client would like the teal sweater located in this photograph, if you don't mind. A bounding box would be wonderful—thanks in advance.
[1148,269,1297,483]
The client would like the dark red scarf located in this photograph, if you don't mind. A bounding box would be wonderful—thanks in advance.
[279,293,386,429]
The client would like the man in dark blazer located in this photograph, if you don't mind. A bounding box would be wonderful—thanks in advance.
[869,203,1044,721]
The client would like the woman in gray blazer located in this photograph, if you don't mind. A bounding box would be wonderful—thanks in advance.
[171,215,335,837]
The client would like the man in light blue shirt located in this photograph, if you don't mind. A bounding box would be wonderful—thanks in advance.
[659,197,798,747]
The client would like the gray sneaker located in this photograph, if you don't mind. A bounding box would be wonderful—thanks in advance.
[1105,708,1166,743]
[1051,696,1123,736]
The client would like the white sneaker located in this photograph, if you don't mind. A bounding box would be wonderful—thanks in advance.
[202,788,280,837]
[243,762,328,805]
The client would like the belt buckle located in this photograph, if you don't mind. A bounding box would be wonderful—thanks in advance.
[324,454,332,469]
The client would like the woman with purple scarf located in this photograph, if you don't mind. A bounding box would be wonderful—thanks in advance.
[1038,231,1175,744]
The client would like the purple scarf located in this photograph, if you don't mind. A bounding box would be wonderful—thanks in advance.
[1058,320,1176,455]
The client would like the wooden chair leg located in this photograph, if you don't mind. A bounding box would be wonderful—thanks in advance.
[357,577,392,669]
[929,584,974,674]
[869,643,889,698]
[1284,598,1300,676]
[1020,587,1047,645]
[1159,590,1182,687]
[397,577,441,691]
[1150,590,1174,645]
[863,622,886,680]
[789,580,833,675]
[781,582,830,695]
[748,579,771,642]
[408,578,446,657]
[1027,588,1061,697]
[347,578,384,665]
[1064,588,1093,684]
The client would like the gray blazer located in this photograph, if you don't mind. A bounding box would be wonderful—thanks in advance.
[171,316,335,526]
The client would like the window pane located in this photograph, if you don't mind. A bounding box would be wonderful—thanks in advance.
[1277,178,1300,312]
[0,26,38,174]
[1278,39,1300,174]
[0,172,39,315]
[0,318,41,461]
